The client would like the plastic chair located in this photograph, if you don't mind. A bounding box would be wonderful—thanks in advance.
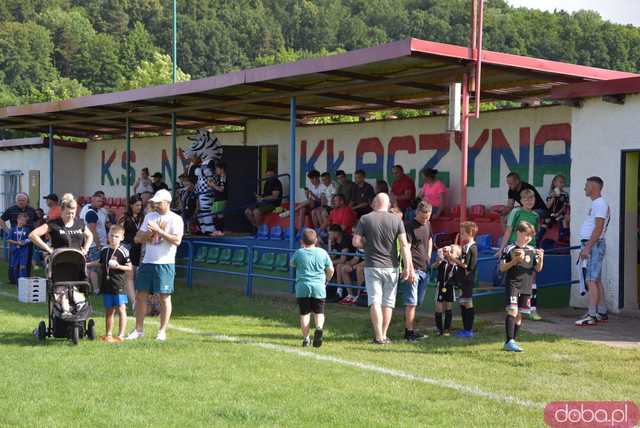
[218,248,233,264]
[231,248,247,266]
[274,253,289,272]
[194,246,208,263]
[269,225,283,240]
[206,247,220,264]
[476,234,492,251]
[256,252,276,270]
[470,204,486,219]
[256,224,270,240]
[283,227,292,241]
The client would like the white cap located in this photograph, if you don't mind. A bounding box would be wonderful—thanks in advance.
[150,189,172,203]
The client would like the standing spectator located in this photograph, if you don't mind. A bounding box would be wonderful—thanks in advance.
[151,172,169,193]
[245,169,283,230]
[133,168,154,195]
[140,191,154,214]
[120,195,144,304]
[6,213,31,284]
[34,208,46,227]
[207,161,227,237]
[398,201,433,342]
[43,193,61,221]
[449,222,479,337]
[576,177,610,326]
[350,170,375,217]
[322,194,357,235]
[418,168,448,219]
[335,170,354,206]
[290,228,334,348]
[503,172,547,218]
[179,176,198,234]
[543,174,570,240]
[390,165,416,214]
[128,189,184,341]
[312,172,336,228]
[1,193,37,280]
[84,191,109,291]
[375,180,389,195]
[353,193,415,344]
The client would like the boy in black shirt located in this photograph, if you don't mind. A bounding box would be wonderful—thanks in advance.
[433,245,460,336]
[328,224,356,304]
[88,224,132,342]
[447,222,478,337]
[208,161,227,237]
[500,221,544,352]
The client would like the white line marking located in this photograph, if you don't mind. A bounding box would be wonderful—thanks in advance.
[0,290,542,409]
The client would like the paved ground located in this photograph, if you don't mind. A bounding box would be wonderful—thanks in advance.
[483,307,640,349]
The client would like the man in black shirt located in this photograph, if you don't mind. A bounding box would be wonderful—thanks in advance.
[244,169,283,229]
[350,169,375,217]
[504,172,547,217]
[398,201,433,342]
[500,221,544,352]
[151,172,170,193]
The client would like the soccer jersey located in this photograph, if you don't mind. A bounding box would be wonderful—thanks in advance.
[99,245,131,295]
[501,244,538,294]
[454,242,478,290]
[507,209,540,246]
[435,261,456,302]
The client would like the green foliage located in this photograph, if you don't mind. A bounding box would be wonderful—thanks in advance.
[117,52,190,90]
[28,76,91,103]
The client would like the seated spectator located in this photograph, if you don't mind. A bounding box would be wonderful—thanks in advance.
[418,168,448,219]
[322,194,357,235]
[312,172,337,229]
[337,249,365,305]
[294,170,325,216]
[335,170,354,206]
[375,180,389,195]
[391,165,416,215]
[245,168,283,230]
[543,174,570,240]
[151,172,169,193]
[326,225,353,303]
[350,170,374,217]
[133,168,154,195]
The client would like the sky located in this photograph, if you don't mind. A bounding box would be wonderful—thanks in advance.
[506,0,640,27]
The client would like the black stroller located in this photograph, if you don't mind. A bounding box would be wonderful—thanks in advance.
[35,248,96,345]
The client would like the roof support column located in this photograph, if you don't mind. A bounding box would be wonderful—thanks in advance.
[125,117,131,200]
[460,73,470,223]
[289,97,297,292]
[171,112,177,194]
[48,124,54,194]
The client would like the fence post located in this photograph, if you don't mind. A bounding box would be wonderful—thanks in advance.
[187,241,193,289]
[246,247,254,297]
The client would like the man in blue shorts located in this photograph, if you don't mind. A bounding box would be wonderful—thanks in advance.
[127,189,184,341]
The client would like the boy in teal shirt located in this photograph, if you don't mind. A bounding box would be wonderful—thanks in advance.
[290,228,334,348]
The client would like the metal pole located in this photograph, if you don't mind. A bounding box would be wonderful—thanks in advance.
[48,125,54,194]
[460,73,470,223]
[125,117,131,200]
[288,97,297,292]
[172,0,177,84]
[171,112,177,193]
[474,0,484,118]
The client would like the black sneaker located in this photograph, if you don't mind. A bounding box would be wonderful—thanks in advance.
[413,330,427,340]
[596,313,609,322]
[302,337,310,347]
[405,331,417,343]
[313,329,323,348]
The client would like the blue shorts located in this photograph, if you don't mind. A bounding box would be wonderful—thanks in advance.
[398,270,429,306]
[103,293,128,309]
[135,263,175,294]
[582,239,606,281]
[87,246,100,262]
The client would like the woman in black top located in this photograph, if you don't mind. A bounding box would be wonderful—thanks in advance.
[119,195,144,304]
[29,194,93,255]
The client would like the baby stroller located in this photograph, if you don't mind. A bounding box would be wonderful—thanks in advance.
[35,248,96,345]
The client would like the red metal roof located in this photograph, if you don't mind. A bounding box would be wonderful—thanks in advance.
[0,38,636,138]
[551,76,640,100]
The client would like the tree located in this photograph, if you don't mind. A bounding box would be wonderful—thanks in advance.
[120,21,158,76]
[117,52,190,90]
[28,76,91,103]
[74,33,124,93]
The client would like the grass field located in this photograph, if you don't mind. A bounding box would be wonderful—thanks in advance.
[0,261,638,427]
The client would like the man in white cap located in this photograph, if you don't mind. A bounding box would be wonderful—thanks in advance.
[127,189,184,341]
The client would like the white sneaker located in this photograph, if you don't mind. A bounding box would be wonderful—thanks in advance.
[155,330,167,341]
[126,330,144,340]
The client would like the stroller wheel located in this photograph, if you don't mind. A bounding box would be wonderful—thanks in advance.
[71,326,80,345]
[87,319,96,341]
[37,321,47,343]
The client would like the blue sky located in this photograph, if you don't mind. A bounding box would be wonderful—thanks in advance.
[506,0,640,26]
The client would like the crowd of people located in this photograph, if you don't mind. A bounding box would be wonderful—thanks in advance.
[0,158,609,350]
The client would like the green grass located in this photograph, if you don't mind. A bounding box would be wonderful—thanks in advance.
[0,260,638,427]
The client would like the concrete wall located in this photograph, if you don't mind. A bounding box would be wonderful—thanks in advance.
[569,94,640,312]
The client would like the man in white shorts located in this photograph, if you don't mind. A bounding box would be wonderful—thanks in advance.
[353,193,415,344]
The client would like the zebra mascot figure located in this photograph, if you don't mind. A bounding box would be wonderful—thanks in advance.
[184,129,223,234]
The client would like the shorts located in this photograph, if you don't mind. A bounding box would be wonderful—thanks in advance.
[364,267,399,307]
[103,293,128,309]
[87,246,100,262]
[505,286,530,312]
[398,270,429,306]
[297,297,325,315]
[581,239,605,281]
[436,280,455,303]
[459,281,474,299]
[255,204,276,214]
[212,200,227,215]
[135,263,175,294]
